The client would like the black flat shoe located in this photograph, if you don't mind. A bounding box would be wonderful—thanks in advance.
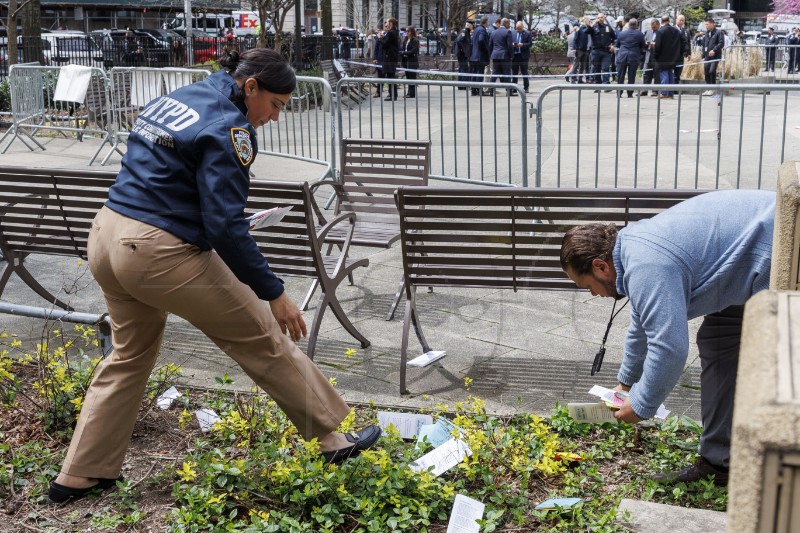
[321,425,381,464]
[49,475,124,503]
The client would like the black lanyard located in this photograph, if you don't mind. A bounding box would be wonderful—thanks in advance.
[591,297,630,376]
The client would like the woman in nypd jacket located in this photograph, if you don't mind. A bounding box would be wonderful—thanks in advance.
[48,48,379,504]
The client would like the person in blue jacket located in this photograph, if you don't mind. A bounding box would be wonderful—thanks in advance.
[560,189,775,486]
[48,48,379,504]
[614,19,646,98]
[488,18,514,96]
[469,17,490,96]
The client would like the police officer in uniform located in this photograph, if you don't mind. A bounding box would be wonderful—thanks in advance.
[456,21,473,88]
[48,48,380,504]
[590,13,616,86]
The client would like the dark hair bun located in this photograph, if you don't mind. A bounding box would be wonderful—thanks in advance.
[218,49,241,70]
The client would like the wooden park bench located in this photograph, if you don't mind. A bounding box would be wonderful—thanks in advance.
[305,138,431,320]
[0,167,370,360]
[320,59,369,106]
[393,186,706,393]
[0,167,116,354]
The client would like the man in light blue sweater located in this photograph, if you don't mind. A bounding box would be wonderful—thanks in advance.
[560,190,775,485]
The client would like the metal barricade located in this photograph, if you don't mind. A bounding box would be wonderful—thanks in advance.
[723,44,800,81]
[257,75,336,180]
[533,83,800,190]
[335,77,529,187]
[100,66,210,165]
[0,64,111,164]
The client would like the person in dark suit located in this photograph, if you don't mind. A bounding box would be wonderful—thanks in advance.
[379,18,400,100]
[511,21,532,93]
[488,18,513,96]
[590,13,616,86]
[675,14,692,83]
[641,18,660,96]
[614,19,646,98]
[702,18,725,96]
[401,26,420,98]
[765,27,777,72]
[456,21,473,87]
[370,30,385,97]
[654,15,682,98]
[573,16,593,83]
[788,28,800,74]
[469,17,490,96]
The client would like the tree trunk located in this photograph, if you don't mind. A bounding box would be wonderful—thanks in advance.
[21,0,43,65]
[321,0,332,37]
[7,0,18,67]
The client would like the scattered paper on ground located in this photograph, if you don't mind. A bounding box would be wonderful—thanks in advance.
[377,411,433,439]
[411,438,472,476]
[407,350,447,367]
[416,418,464,449]
[446,494,485,533]
[535,497,583,510]
[195,408,220,433]
[156,386,182,409]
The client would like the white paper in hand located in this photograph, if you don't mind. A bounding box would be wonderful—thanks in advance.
[587,386,671,420]
[568,403,618,424]
[446,494,485,533]
[247,206,292,231]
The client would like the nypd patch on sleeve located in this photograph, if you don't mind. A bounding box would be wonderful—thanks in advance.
[231,128,254,166]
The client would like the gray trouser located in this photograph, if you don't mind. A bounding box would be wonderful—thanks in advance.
[697,304,744,468]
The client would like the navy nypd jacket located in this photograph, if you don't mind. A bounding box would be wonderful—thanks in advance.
[106,70,285,301]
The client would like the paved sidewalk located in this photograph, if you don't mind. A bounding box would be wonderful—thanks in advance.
[0,135,703,419]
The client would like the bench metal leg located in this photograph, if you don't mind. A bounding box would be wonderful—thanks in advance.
[328,297,370,349]
[0,263,14,297]
[306,293,327,360]
[386,277,405,321]
[300,278,319,311]
[12,265,74,311]
[399,288,431,394]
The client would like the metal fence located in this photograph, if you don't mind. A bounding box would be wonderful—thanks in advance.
[100,66,209,165]
[335,77,529,187]
[0,35,341,79]
[0,64,111,164]
[722,44,800,82]
[532,82,800,190]
[257,76,336,179]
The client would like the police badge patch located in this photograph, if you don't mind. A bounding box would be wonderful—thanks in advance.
[231,128,254,166]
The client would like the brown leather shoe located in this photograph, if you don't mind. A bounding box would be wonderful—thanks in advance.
[652,457,729,486]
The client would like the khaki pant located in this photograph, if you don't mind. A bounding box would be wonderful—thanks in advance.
[62,207,349,479]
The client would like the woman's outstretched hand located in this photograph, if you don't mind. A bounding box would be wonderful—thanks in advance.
[269,293,307,342]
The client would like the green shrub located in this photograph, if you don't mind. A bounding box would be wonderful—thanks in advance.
[532,36,567,53]
[0,78,10,113]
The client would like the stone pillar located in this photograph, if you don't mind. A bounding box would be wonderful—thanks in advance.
[770,161,800,291]
[728,290,800,532]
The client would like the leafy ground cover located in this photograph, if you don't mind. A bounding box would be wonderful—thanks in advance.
[0,326,726,532]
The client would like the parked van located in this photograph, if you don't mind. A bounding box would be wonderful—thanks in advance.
[41,31,104,67]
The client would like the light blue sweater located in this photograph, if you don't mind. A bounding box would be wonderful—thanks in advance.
[613,189,775,419]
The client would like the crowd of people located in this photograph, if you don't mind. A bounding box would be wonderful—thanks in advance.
[564,14,724,99]
[356,11,798,99]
